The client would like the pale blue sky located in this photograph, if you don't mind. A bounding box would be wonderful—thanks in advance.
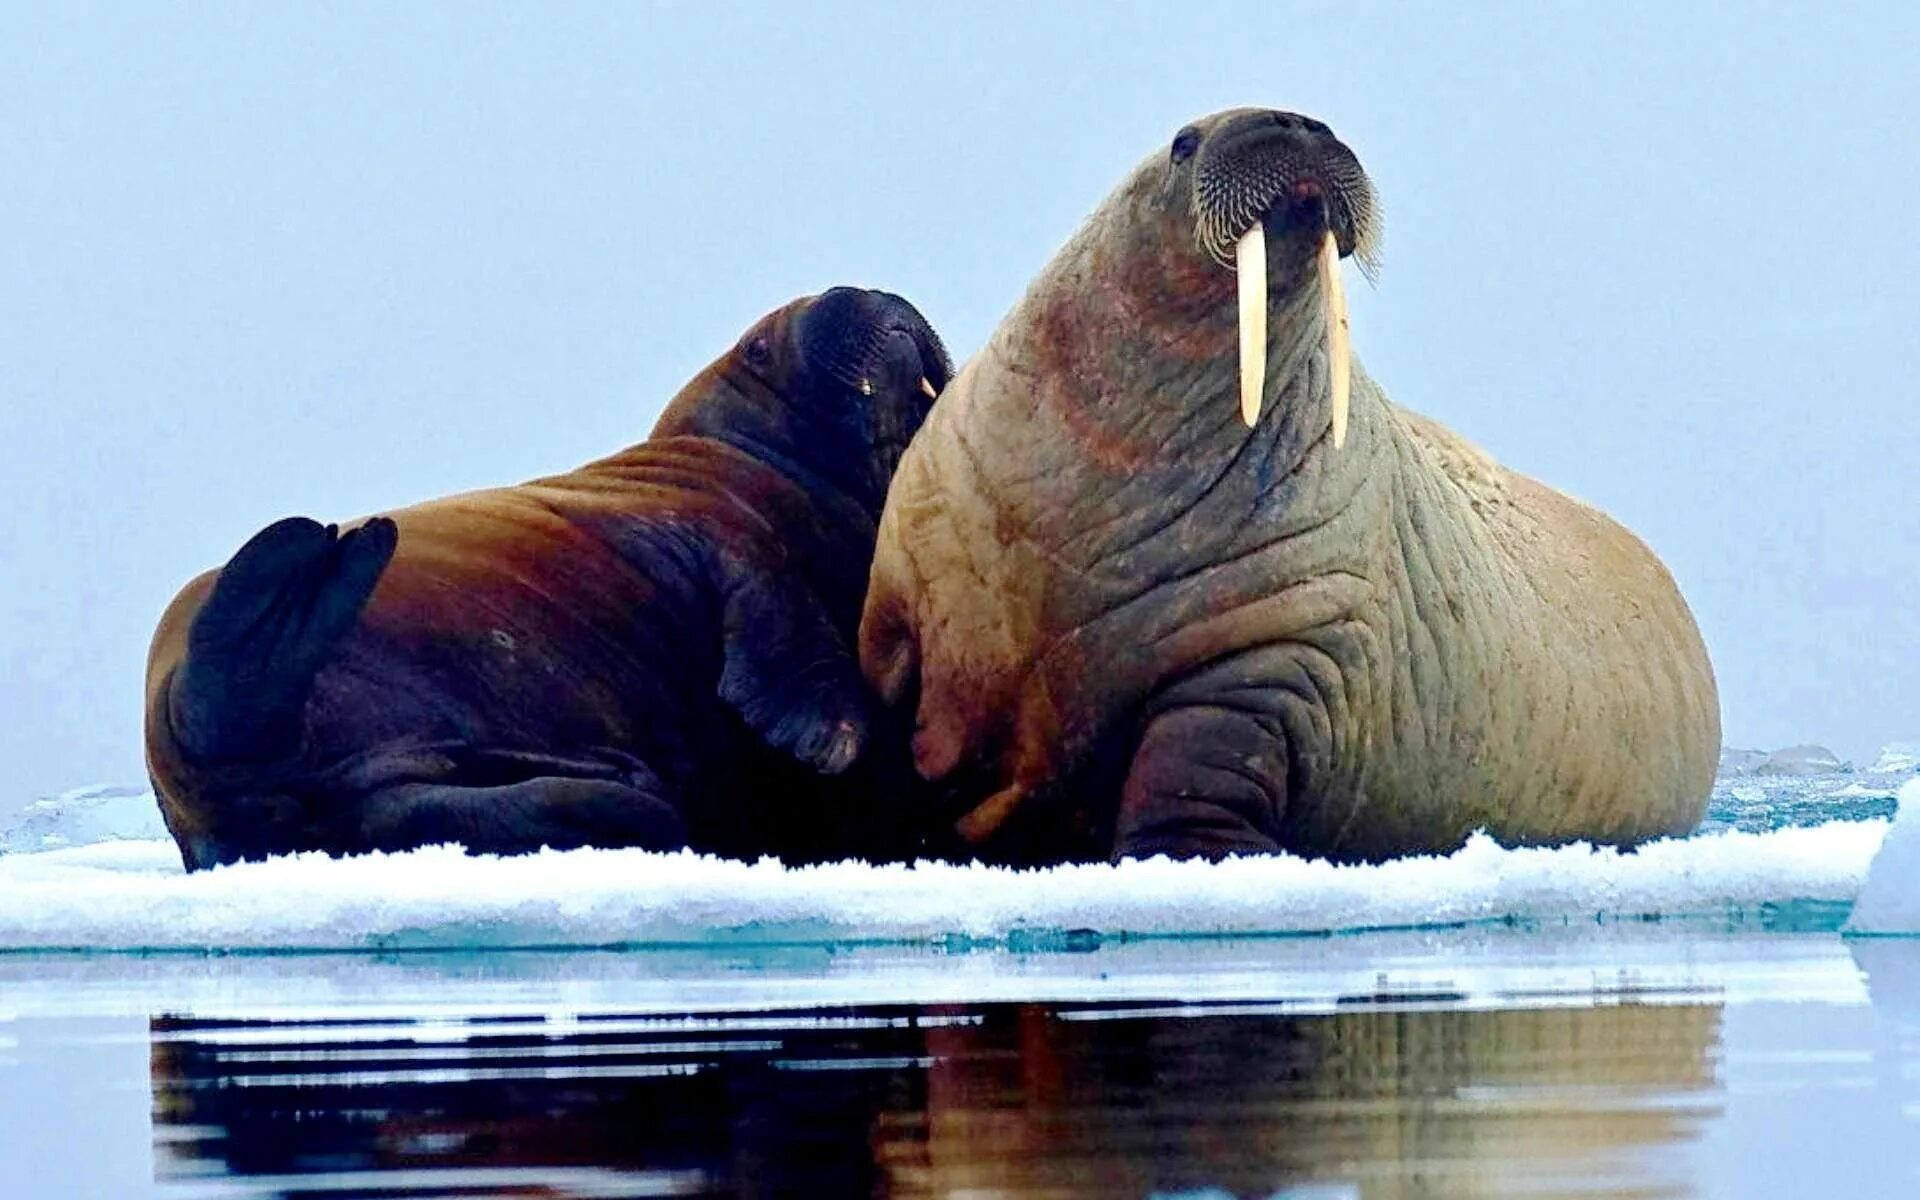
[2,2,1916,813]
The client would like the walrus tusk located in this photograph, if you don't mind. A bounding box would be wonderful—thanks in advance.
[1320,229,1350,449]
[920,376,938,399]
[1236,224,1266,427]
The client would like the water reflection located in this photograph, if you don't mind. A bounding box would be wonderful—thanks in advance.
[150,995,1722,1198]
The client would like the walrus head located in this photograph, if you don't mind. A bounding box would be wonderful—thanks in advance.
[1066,107,1384,448]
[654,288,952,519]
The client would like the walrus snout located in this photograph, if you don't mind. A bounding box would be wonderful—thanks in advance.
[1183,108,1381,272]
[1175,108,1378,436]
[797,287,953,403]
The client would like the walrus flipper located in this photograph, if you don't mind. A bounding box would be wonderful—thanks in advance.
[715,568,872,777]
[169,516,398,765]
[357,776,688,856]
[1113,705,1289,861]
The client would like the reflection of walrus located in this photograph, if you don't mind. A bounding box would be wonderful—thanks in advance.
[146,288,950,870]
[860,108,1720,864]
[916,1001,1721,1196]
[148,997,1721,1196]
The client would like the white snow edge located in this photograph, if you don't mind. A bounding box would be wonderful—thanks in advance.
[0,818,1888,952]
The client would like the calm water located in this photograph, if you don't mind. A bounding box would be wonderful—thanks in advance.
[5,933,1919,1199]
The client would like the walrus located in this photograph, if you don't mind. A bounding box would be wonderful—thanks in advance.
[146,287,951,870]
[859,108,1720,864]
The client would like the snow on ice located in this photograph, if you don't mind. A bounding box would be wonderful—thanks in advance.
[1,748,1914,952]
[0,819,1886,953]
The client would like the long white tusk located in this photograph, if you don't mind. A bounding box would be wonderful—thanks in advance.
[1236,224,1267,428]
[919,376,938,399]
[1319,229,1351,449]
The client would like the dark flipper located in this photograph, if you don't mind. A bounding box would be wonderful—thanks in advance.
[1112,705,1288,861]
[715,563,873,776]
[168,516,398,765]
[356,776,688,856]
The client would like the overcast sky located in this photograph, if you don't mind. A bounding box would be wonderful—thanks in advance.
[2,3,1915,818]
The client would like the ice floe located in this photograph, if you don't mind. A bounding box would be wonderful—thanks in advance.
[0,784,167,854]
[0,819,1887,952]
[3,755,1913,952]
[1846,778,1920,935]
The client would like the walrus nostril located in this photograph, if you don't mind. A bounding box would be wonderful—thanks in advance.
[1264,111,1332,139]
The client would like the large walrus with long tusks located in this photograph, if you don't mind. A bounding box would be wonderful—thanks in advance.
[147,287,950,870]
[859,108,1720,864]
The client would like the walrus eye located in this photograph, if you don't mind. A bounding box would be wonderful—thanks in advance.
[743,335,772,368]
[1169,126,1201,165]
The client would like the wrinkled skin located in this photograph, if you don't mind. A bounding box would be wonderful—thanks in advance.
[860,109,1720,865]
[147,288,950,870]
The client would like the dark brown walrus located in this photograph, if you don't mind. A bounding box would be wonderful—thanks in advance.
[146,288,950,870]
[860,109,1720,865]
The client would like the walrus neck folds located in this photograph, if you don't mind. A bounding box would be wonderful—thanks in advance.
[649,373,890,535]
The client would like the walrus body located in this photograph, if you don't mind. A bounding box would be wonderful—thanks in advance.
[859,109,1719,864]
[148,288,949,870]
